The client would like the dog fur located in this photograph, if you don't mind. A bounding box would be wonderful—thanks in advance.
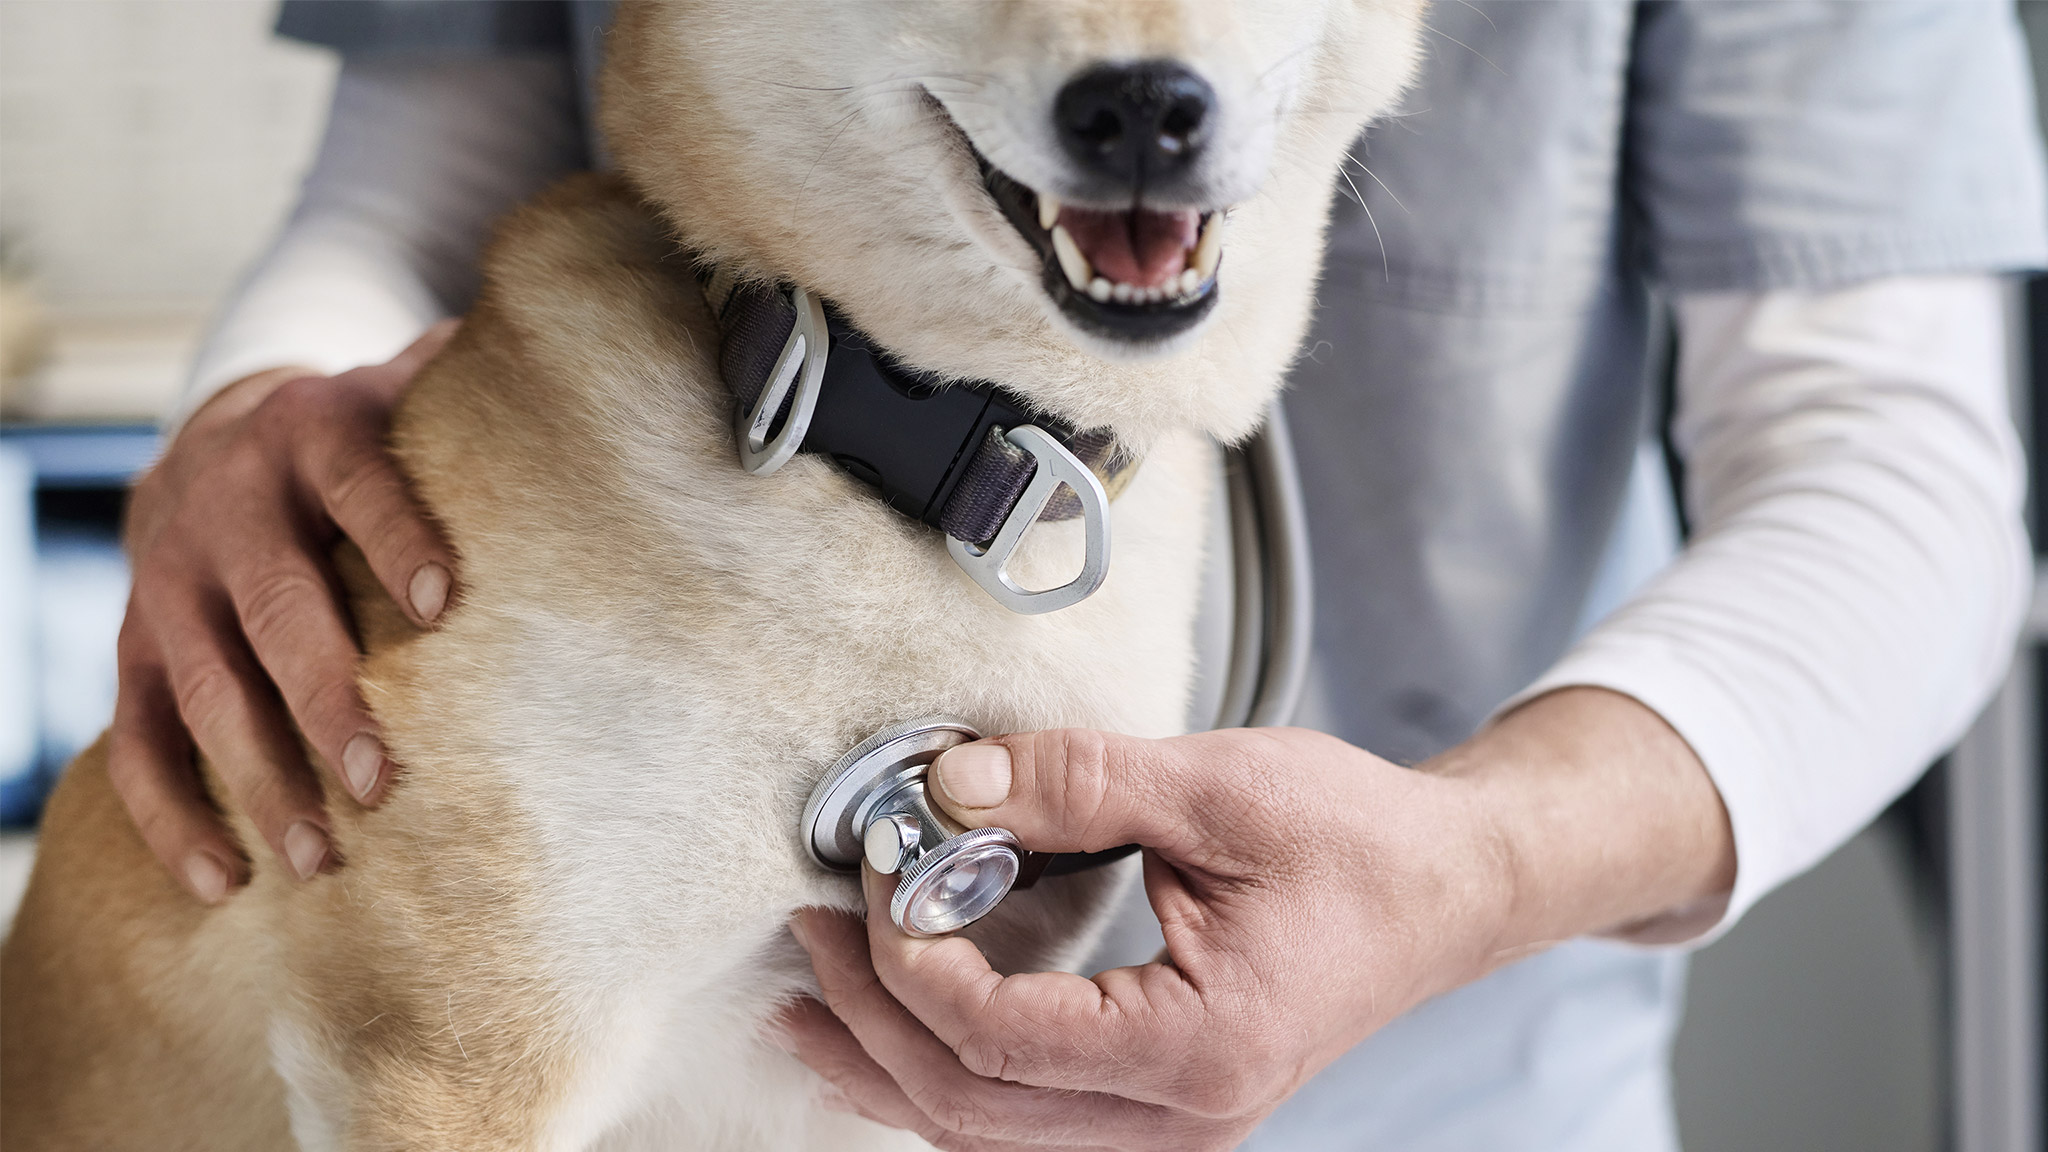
[2,2,1425,1147]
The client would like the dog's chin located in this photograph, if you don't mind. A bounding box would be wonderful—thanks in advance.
[925,99,1230,360]
[1044,299,1213,365]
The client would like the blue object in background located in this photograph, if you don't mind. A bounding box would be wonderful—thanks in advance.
[0,425,155,827]
[34,529,128,786]
[5,424,161,488]
[0,446,38,823]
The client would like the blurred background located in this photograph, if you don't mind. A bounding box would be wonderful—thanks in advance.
[0,0,335,821]
[0,4,2044,1151]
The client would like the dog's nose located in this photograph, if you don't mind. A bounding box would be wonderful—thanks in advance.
[1054,61,1215,190]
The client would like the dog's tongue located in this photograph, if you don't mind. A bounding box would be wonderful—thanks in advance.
[1058,206,1199,288]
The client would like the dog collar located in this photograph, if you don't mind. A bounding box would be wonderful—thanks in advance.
[698,267,1136,614]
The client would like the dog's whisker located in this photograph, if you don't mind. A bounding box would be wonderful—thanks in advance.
[795,106,866,211]
[833,68,999,97]
[1448,0,1500,33]
[1421,20,1507,77]
[1345,153,1409,215]
[1253,40,1317,90]
[1338,165,1391,284]
[755,79,858,94]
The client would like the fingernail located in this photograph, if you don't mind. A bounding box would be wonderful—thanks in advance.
[184,852,230,903]
[408,562,450,623]
[768,1023,798,1054]
[789,912,813,951]
[818,1083,857,1115]
[284,822,330,880]
[341,732,385,800]
[934,743,1011,809]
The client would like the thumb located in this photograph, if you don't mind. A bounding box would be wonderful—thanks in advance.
[354,319,462,402]
[398,317,461,369]
[928,728,1213,858]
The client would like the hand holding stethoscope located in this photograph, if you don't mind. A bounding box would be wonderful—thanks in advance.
[781,724,1492,1151]
[778,691,1736,1152]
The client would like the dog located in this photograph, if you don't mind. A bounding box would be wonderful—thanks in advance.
[2,2,1425,1147]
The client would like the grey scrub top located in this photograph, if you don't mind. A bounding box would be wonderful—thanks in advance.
[279,2,2048,1148]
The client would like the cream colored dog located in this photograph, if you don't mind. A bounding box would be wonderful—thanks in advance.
[2,2,1425,1147]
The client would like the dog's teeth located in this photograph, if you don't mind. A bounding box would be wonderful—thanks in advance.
[1037,191,1061,231]
[1088,277,1113,302]
[1050,225,1092,291]
[1193,215,1225,280]
[1178,268,1202,296]
[1112,282,1135,303]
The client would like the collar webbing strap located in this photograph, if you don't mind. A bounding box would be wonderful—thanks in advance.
[700,269,1135,547]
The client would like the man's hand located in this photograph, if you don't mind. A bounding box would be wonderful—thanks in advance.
[780,689,1735,1151]
[112,324,459,903]
[783,726,1508,1151]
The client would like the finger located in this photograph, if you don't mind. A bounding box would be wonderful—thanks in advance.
[796,905,1158,1148]
[780,999,943,1139]
[223,541,390,805]
[106,627,247,903]
[351,320,460,404]
[312,423,456,629]
[851,868,1237,1110]
[149,580,335,881]
[928,727,1272,864]
[316,321,461,623]
[259,367,458,631]
[778,999,984,1146]
[813,879,1210,1121]
[778,997,1110,1152]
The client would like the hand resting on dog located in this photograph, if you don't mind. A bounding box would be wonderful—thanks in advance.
[782,686,1736,1152]
[111,323,459,902]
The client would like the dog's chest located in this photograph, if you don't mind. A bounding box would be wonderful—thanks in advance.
[373,403,1211,1149]
[384,376,1214,959]
[346,185,1221,1148]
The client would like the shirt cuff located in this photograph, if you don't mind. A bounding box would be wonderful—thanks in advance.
[1490,638,1787,950]
[174,229,444,434]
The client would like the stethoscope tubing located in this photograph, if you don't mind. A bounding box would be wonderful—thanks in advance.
[1214,399,1314,731]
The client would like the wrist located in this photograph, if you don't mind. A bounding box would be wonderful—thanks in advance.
[186,364,322,430]
[1410,766,1533,989]
[1422,687,1736,955]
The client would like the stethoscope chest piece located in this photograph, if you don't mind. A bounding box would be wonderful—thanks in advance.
[801,716,1023,937]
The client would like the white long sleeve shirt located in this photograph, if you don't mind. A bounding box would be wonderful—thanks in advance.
[185,57,2029,948]
[179,55,585,428]
[1514,275,2027,944]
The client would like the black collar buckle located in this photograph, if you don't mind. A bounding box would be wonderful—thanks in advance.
[704,275,1124,614]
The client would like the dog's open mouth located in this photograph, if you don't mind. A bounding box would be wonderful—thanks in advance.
[973,152,1224,344]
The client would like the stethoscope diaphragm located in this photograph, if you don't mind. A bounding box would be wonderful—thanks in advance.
[800,716,1023,937]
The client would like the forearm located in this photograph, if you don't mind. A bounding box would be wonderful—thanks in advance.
[179,53,584,428]
[1477,274,2023,947]
[1426,686,1736,958]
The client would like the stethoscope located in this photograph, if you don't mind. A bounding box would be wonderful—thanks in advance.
[798,405,1313,936]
